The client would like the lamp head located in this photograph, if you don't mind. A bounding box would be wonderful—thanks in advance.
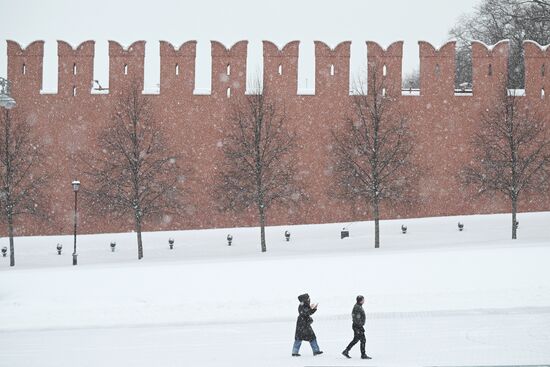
[72,180,81,192]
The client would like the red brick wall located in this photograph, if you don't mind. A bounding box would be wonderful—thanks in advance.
[4,39,550,236]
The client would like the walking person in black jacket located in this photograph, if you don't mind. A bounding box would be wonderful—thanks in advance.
[292,293,323,357]
[342,295,371,359]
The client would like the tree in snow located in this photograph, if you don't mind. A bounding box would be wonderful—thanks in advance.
[505,1,550,23]
[449,0,550,89]
[402,68,420,91]
[331,70,417,249]
[214,84,301,252]
[83,81,186,259]
[0,107,48,267]
[461,85,550,239]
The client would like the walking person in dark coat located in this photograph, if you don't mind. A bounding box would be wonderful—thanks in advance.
[342,295,371,359]
[292,293,323,356]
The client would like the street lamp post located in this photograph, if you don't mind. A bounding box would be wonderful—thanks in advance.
[72,180,80,266]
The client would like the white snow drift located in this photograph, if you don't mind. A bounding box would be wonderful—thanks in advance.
[0,212,549,367]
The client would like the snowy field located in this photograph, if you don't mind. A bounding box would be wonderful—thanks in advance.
[1,212,549,367]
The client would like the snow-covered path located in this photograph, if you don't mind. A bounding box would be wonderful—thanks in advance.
[2,307,549,367]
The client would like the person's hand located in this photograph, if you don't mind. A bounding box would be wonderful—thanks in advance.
[312,303,318,309]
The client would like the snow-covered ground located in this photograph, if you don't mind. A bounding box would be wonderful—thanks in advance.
[1,212,549,367]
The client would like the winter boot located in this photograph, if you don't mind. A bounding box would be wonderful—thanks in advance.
[342,350,351,358]
[292,353,301,357]
[361,354,372,359]
[313,351,324,356]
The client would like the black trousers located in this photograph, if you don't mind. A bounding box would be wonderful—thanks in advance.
[345,325,365,355]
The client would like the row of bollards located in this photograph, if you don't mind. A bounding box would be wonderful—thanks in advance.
[50,233,293,254]
[50,232,292,252]
[5,219,523,260]
[342,220,520,238]
[14,219,522,258]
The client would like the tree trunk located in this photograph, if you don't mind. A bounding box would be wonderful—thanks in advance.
[7,211,15,267]
[373,198,380,248]
[511,197,518,240]
[259,203,267,252]
[135,213,143,259]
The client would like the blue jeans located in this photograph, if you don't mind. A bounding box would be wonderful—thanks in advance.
[292,339,320,354]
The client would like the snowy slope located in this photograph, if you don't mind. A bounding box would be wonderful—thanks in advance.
[1,212,549,367]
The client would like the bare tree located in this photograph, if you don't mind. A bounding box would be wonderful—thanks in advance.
[508,1,550,23]
[215,84,301,252]
[331,71,417,248]
[461,85,550,239]
[0,108,47,266]
[450,0,550,88]
[402,68,420,91]
[83,82,185,259]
